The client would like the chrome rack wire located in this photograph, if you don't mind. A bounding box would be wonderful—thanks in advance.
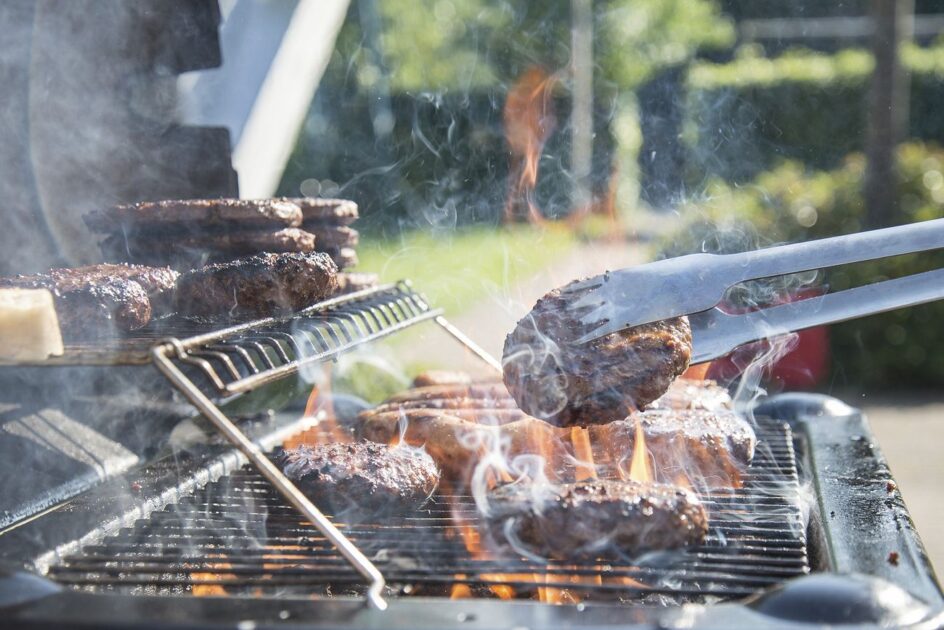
[150,280,502,611]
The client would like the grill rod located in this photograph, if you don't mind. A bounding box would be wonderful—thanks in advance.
[152,339,389,611]
[434,315,503,373]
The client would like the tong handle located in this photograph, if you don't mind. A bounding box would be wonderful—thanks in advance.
[728,218,944,283]
[691,267,944,363]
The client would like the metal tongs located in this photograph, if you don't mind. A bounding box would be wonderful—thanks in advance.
[568,218,944,363]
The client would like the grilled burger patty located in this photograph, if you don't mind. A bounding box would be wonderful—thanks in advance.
[174,252,338,319]
[411,370,473,388]
[322,246,358,270]
[84,198,303,233]
[101,227,319,269]
[335,272,378,295]
[502,279,693,427]
[590,409,755,488]
[289,197,359,226]
[357,380,754,488]
[277,442,440,514]
[0,263,178,338]
[646,378,733,412]
[485,479,708,560]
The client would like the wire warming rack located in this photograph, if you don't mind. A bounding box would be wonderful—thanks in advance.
[146,280,498,610]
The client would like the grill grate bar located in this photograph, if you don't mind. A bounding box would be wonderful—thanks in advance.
[47,420,809,603]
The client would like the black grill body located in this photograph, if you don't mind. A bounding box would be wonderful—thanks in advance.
[1,394,943,628]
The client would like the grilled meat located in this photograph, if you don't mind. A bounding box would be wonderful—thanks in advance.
[385,382,511,404]
[647,378,732,412]
[322,247,358,270]
[277,442,439,514]
[485,480,708,560]
[289,197,359,226]
[503,279,692,427]
[174,252,338,319]
[335,272,379,295]
[101,228,318,269]
[0,263,177,338]
[356,408,568,482]
[84,198,303,233]
[304,225,358,250]
[589,409,755,488]
[411,370,473,388]
[359,380,754,488]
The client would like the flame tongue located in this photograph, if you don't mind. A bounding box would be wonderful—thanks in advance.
[627,417,653,483]
[570,427,597,481]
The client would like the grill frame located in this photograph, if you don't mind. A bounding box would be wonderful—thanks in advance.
[2,394,942,628]
[44,420,809,602]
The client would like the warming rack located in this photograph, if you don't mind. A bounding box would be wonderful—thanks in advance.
[144,280,500,610]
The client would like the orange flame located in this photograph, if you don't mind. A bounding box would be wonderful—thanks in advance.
[570,427,597,481]
[503,66,558,224]
[627,418,653,483]
[191,558,235,597]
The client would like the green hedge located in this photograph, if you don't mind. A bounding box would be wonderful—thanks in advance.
[665,143,944,390]
[686,45,944,183]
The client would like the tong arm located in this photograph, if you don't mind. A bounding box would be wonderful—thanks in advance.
[575,218,944,343]
[690,267,944,364]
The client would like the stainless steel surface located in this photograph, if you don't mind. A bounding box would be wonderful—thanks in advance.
[688,267,944,364]
[158,282,442,398]
[152,341,389,611]
[568,218,944,344]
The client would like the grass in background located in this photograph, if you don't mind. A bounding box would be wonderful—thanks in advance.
[354,224,576,315]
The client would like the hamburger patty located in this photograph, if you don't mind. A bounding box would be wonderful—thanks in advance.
[647,378,733,412]
[502,279,693,427]
[485,480,708,560]
[411,370,473,388]
[322,246,358,270]
[101,228,318,269]
[277,441,440,514]
[289,197,359,226]
[357,380,754,488]
[174,252,338,319]
[84,198,303,233]
[305,225,358,249]
[589,409,755,488]
[0,263,177,338]
[335,272,379,295]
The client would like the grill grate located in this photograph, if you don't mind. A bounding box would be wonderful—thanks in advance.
[47,421,808,603]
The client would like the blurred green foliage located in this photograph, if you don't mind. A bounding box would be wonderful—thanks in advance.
[280,0,733,227]
[370,0,734,92]
[355,224,576,315]
[686,43,944,182]
[667,143,944,389]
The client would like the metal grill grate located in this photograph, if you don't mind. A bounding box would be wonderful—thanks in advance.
[159,282,442,398]
[48,420,809,603]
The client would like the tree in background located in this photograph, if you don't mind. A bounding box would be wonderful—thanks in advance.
[280,0,733,228]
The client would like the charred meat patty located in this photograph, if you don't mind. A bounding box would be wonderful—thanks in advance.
[503,279,692,427]
[174,252,338,319]
[646,378,733,412]
[590,409,756,489]
[485,479,708,560]
[0,263,177,338]
[84,198,303,233]
[277,442,440,514]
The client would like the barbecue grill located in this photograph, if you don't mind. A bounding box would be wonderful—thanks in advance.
[1,281,942,629]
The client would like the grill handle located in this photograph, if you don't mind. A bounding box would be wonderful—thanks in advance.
[152,340,389,611]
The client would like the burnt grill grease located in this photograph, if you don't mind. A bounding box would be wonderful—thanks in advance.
[502,279,692,427]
